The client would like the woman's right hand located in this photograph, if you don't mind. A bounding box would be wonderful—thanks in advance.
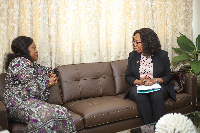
[47,76,58,87]
[133,79,143,86]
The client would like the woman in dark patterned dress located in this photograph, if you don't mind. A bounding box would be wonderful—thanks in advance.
[3,36,76,133]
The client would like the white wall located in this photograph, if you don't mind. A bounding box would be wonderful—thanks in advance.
[193,0,200,43]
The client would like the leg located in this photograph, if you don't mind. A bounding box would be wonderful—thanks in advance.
[128,86,153,124]
[161,88,170,101]
[18,99,76,133]
[149,89,165,122]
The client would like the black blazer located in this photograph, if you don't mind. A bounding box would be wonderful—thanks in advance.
[125,50,176,101]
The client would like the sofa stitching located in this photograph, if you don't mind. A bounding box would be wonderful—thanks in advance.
[74,118,84,131]
[69,110,84,131]
[165,94,190,105]
[85,108,136,119]
[165,95,191,111]
[96,65,103,96]
[166,103,191,112]
[87,115,139,127]
[70,107,137,127]
[57,81,64,105]
[56,69,64,105]
[74,66,82,99]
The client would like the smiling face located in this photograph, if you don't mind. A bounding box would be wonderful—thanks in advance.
[133,33,143,53]
[28,42,38,61]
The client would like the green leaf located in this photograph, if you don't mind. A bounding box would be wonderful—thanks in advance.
[171,55,191,64]
[191,60,200,75]
[173,47,194,60]
[171,61,182,69]
[172,48,186,55]
[172,47,193,58]
[191,51,198,55]
[196,34,200,51]
[177,33,195,52]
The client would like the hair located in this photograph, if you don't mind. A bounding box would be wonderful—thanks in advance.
[133,28,161,56]
[4,36,33,71]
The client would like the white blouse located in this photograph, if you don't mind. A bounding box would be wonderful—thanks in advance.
[139,54,153,79]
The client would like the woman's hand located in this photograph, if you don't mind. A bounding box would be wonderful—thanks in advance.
[47,73,58,87]
[143,79,153,86]
[48,73,58,84]
[48,73,56,78]
[133,79,143,86]
[134,77,162,86]
[143,78,160,86]
[141,77,157,86]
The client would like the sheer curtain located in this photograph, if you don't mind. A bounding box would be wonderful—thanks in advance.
[0,0,193,73]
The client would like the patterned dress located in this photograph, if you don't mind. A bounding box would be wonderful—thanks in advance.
[3,57,76,133]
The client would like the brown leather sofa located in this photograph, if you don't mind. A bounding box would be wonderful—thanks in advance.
[0,59,197,133]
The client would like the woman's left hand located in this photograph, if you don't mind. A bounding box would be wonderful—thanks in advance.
[48,73,58,84]
[143,78,156,86]
[48,73,56,78]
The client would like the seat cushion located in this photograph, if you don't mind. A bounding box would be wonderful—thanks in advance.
[7,112,83,133]
[117,93,191,113]
[9,123,26,133]
[64,96,139,128]
[165,93,191,111]
[70,111,84,131]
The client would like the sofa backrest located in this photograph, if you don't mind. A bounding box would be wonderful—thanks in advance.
[0,73,6,102]
[110,59,130,94]
[55,62,116,103]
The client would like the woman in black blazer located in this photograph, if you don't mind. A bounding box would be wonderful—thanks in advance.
[125,28,176,124]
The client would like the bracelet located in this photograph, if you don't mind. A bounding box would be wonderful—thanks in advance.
[155,78,157,83]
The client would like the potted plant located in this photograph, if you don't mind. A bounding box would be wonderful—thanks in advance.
[171,33,200,75]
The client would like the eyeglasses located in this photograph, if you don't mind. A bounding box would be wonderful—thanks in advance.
[132,41,142,45]
[132,39,142,45]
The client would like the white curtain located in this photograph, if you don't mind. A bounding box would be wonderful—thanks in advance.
[0,0,193,73]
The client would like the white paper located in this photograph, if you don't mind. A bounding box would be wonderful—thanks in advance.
[137,83,162,93]
[137,83,161,90]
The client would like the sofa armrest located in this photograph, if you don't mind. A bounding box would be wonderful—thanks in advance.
[0,101,9,130]
[184,73,197,110]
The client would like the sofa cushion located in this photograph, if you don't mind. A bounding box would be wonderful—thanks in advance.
[9,123,26,133]
[64,96,139,128]
[110,60,129,94]
[70,111,84,131]
[55,62,116,103]
[165,93,191,111]
[48,83,63,105]
[0,73,6,102]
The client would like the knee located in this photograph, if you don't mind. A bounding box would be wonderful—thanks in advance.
[150,93,164,103]
[129,93,147,104]
[128,87,137,101]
